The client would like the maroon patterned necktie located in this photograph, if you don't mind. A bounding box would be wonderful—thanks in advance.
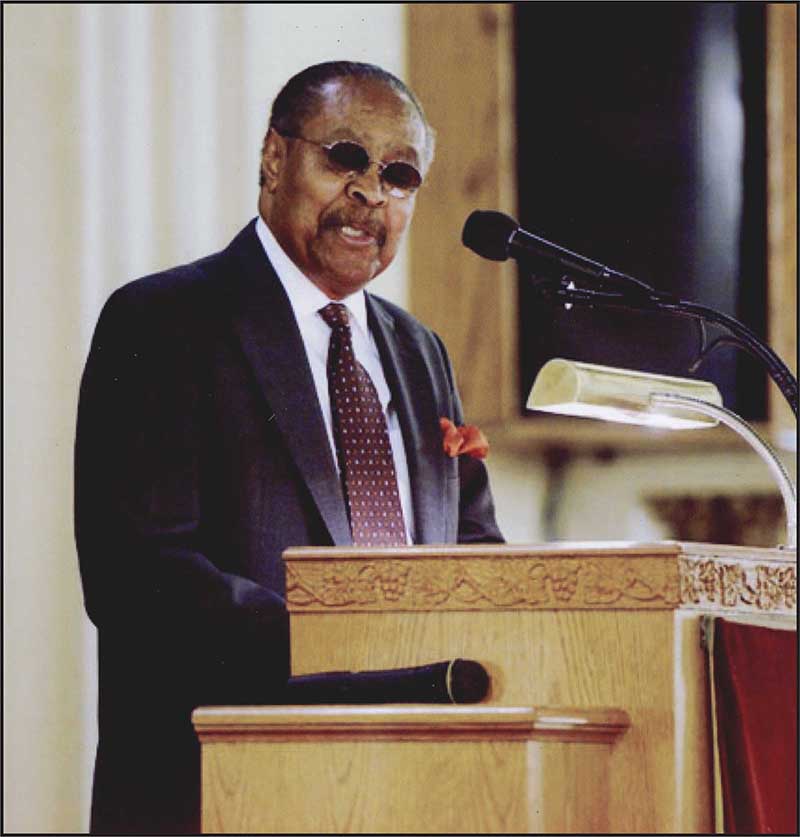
[320,302,407,547]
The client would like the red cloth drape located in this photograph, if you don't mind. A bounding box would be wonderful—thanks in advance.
[712,618,798,834]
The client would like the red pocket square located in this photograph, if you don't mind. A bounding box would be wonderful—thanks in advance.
[439,417,489,460]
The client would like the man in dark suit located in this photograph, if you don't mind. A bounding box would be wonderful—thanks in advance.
[75,61,503,835]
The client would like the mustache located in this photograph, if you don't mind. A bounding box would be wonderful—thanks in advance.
[321,210,387,246]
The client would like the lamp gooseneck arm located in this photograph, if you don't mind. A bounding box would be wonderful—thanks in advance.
[528,279,799,417]
[649,392,797,550]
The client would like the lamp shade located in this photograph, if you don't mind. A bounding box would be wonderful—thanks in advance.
[527,359,723,430]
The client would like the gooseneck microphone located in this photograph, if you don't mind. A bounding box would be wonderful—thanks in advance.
[461,209,662,298]
[463,209,607,275]
[461,208,799,417]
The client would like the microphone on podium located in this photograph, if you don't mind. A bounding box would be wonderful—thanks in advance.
[281,659,490,705]
[461,208,798,415]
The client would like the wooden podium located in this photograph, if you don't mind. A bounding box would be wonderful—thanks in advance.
[193,541,796,833]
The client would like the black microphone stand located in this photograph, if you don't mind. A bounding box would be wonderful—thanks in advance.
[529,273,799,418]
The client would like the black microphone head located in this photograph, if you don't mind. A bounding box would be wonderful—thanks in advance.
[462,210,519,262]
[449,659,491,703]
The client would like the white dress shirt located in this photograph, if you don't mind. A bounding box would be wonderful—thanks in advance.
[255,216,415,543]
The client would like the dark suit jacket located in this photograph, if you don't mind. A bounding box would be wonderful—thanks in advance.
[75,219,503,834]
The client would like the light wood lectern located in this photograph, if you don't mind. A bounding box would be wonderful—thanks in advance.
[193,541,796,833]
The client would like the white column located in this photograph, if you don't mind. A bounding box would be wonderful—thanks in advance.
[4,5,91,831]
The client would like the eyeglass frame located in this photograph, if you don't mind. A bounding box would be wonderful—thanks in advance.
[274,129,424,198]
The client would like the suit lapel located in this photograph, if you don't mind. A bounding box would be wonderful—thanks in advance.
[367,297,448,544]
[226,223,352,545]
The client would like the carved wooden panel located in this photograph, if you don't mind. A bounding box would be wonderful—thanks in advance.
[286,554,681,612]
[284,543,796,615]
[679,555,796,614]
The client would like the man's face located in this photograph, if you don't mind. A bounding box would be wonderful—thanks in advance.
[259,77,428,299]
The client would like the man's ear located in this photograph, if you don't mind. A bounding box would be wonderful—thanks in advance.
[260,128,287,192]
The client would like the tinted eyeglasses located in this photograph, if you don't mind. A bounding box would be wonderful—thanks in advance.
[279,131,423,197]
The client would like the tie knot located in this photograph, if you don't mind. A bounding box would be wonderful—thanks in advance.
[320,302,350,331]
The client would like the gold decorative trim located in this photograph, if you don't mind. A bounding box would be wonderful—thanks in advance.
[285,555,682,612]
[679,556,796,614]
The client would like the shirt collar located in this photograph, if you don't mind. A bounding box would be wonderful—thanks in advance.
[255,215,369,335]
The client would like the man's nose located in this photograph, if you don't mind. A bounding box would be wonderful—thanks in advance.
[344,167,388,207]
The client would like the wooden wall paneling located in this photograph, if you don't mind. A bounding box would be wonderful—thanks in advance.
[766,3,798,440]
[407,4,518,425]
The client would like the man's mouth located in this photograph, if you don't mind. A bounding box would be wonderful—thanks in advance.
[322,214,386,247]
[338,225,377,244]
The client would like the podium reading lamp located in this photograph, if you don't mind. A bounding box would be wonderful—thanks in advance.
[527,359,797,549]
